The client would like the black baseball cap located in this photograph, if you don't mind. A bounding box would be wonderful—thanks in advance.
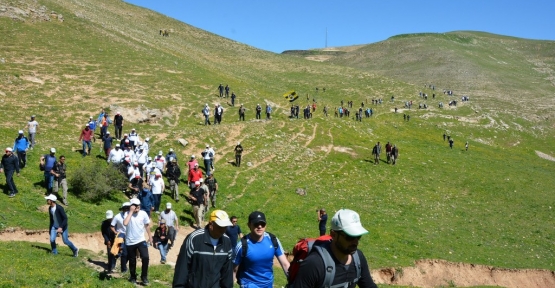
[248,211,267,224]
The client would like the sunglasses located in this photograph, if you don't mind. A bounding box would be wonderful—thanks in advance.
[252,222,266,228]
[337,230,361,241]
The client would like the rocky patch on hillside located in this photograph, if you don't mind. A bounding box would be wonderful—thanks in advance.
[0,1,63,22]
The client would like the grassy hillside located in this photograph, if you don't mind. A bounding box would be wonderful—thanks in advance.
[0,0,554,286]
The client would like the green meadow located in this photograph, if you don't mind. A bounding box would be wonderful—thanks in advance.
[0,0,554,286]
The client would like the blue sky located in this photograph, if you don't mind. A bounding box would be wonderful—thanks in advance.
[125,1,555,53]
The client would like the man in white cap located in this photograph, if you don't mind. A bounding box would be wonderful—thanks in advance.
[0,147,20,197]
[173,210,234,288]
[160,202,179,248]
[101,210,116,272]
[128,128,138,150]
[45,194,79,257]
[154,150,166,172]
[165,148,178,164]
[202,144,215,173]
[111,202,131,273]
[107,144,124,165]
[291,209,378,288]
[202,103,211,125]
[142,137,150,154]
[189,181,206,229]
[124,198,152,285]
[25,115,39,149]
[113,112,124,140]
[102,131,114,159]
[13,130,30,168]
[150,172,165,213]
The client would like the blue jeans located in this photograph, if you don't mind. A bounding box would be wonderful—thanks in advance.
[157,242,169,262]
[82,140,92,155]
[50,226,77,254]
[44,172,54,192]
[203,159,211,172]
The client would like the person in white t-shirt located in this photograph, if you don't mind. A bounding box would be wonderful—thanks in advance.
[25,115,39,149]
[159,202,179,248]
[150,172,165,213]
[124,198,152,285]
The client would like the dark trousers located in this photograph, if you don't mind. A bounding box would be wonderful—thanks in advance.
[115,125,123,139]
[126,241,149,280]
[154,194,162,212]
[320,229,326,236]
[239,114,244,121]
[16,151,26,168]
[4,170,17,194]
[235,155,241,167]
[256,111,261,119]
[107,245,116,271]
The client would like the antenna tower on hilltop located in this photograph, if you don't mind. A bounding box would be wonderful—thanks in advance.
[325,27,328,48]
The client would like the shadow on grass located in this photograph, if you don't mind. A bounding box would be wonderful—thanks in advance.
[31,244,52,253]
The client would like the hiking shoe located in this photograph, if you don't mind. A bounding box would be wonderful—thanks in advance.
[8,193,15,198]
[160,260,166,264]
[128,277,137,284]
[63,199,68,206]
[73,248,79,257]
[121,268,128,273]
[141,277,149,285]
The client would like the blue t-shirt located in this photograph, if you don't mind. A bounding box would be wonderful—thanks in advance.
[233,232,284,288]
[225,225,242,246]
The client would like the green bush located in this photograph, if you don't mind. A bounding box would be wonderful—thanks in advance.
[69,161,128,203]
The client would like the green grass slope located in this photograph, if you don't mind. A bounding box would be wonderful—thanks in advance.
[326,31,555,122]
[0,0,554,286]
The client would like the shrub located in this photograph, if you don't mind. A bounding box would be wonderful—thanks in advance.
[69,161,128,203]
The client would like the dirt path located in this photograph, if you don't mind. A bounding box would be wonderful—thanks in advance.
[1,229,554,287]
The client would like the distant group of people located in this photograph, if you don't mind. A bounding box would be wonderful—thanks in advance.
[372,141,400,165]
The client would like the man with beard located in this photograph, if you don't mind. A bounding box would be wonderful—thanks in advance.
[291,209,378,288]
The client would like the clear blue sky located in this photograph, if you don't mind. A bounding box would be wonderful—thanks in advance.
[125,0,555,53]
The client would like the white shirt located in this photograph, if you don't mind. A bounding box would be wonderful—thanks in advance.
[136,150,148,164]
[203,148,215,160]
[108,149,125,163]
[142,142,150,152]
[154,155,166,171]
[151,177,164,195]
[28,120,39,133]
[123,149,135,163]
[128,132,138,142]
[125,210,150,246]
[160,210,178,227]
[111,211,127,233]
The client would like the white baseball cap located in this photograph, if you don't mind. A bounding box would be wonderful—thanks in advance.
[106,210,114,219]
[331,209,369,237]
[130,198,141,206]
[50,148,56,153]
[199,178,204,183]
[45,194,57,201]
[166,203,172,209]
[18,130,24,134]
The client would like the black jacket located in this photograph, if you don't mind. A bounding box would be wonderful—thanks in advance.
[101,219,116,245]
[173,226,233,288]
[48,203,68,230]
[0,154,19,173]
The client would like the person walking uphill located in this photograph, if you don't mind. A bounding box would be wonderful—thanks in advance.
[113,112,124,140]
[234,142,243,167]
[291,209,378,288]
[101,210,116,272]
[25,115,39,149]
[45,194,79,257]
[0,148,20,198]
[78,124,94,157]
[51,155,69,205]
[173,210,235,288]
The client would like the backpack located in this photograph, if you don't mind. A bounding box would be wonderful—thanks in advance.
[287,235,362,288]
[237,233,279,285]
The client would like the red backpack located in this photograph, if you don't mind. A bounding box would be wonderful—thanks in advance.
[287,235,332,283]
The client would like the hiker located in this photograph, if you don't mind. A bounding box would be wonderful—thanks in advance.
[150,172,165,213]
[40,148,57,195]
[187,163,203,189]
[255,104,262,119]
[443,133,446,141]
[231,92,236,106]
[110,202,131,273]
[385,142,392,164]
[233,211,290,287]
[113,111,124,140]
[165,148,178,164]
[189,181,207,229]
[166,157,181,201]
[46,194,79,257]
[153,219,170,264]
[291,209,378,288]
[13,130,29,168]
[107,144,124,165]
[25,115,39,149]
[225,84,230,97]
[102,131,114,159]
[154,150,166,173]
[449,138,454,149]
[51,155,68,205]
[202,144,215,172]
[0,147,20,198]
[234,142,243,167]
[101,210,116,272]
[391,145,399,165]
[225,215,243,258]
[159,202,179,248]
[218,83,224,97]
[465,141,469,151]
[137,181,155,218]
[173,210,234,288]
[186,154,198,174]
[88,116,97,142]
[266,104,272,120]
[239,104,246,121]
[206,173,218,208]
[202,104,211,125]
[124,198,152,285]
[78,124,93,157]
[318,208,328,236]
[371,142,381,165]
[128,128,139,150]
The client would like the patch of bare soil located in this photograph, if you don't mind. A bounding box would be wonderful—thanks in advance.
[109,104,172,124]
[372,259,555,288]
[536,150,555,162]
